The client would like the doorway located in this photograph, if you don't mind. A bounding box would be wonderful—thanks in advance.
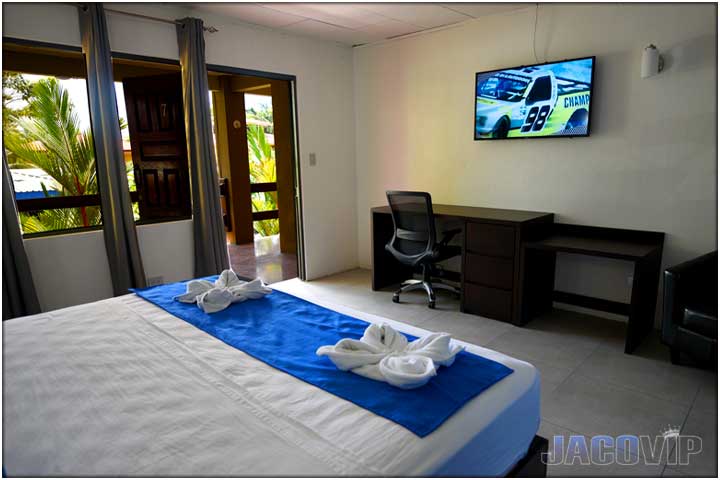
[209,69,302,284]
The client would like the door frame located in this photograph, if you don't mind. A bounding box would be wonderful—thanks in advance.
[3,36,307,281]
[206,64,306,281]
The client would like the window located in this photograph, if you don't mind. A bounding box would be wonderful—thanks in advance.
[479,74,530,102]
[527,76,552,104]
[3,44,104,235]
[3,42,193,236]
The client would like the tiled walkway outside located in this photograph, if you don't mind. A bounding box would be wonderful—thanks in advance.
[228,234,298,284]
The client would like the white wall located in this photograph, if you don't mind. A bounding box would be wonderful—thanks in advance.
[23,220,194,311]
[24,230,114,312]
[4,2,359,309]
[354,3,717,315]
[24,220,194,311]
[136,220,195,285]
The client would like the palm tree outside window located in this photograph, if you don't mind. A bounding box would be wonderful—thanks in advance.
[2,45,163,236]
[3,72,104,234]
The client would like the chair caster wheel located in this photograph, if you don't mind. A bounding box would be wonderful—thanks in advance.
[392,295,400,303]
[428,301,436,309]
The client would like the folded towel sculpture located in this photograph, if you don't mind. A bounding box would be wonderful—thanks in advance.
[317,323,464,389]
[174,269,272,313]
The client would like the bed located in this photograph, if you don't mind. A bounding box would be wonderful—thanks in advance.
[3,280,543,477]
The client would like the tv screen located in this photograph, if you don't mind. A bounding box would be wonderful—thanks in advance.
[474,56,595,140]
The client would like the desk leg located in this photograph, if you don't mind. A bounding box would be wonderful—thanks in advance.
[625,252,662,354]
[371,212,412,290]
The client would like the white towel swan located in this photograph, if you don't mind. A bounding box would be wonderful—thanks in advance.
[174,270,272,313]
[316,323,464,389]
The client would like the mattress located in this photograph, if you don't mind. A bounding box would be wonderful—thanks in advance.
[2,282,540,477]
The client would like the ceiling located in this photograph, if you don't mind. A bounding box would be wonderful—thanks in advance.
[189,3,531,46]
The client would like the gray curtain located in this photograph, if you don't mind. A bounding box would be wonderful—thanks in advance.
[79,4,146,295]
[2,151,41,320]
[177,17,230,277]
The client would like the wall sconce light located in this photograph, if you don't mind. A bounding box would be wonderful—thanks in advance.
[641,44,664,78]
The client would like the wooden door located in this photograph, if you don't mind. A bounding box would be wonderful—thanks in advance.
[123,74,191,220]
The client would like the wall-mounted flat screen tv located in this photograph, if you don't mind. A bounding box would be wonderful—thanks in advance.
[474,56,595,140]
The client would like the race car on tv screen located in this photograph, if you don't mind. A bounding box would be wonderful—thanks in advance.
[475,66,591,139]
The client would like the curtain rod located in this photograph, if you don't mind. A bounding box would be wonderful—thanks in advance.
[105,8,219,33]
[69,4,219,33]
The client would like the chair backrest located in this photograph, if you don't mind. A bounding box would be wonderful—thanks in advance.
[385,191,436,258]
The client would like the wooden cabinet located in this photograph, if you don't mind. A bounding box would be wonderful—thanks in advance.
[461,217,554,324]
[463,282,513,322]
[465,223,516,258]
[464,252,514,290]
[462,221,519,321]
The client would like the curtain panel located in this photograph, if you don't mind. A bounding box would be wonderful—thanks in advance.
[2,151,41,320]
[79,3,147,295]
[176,17,230,276]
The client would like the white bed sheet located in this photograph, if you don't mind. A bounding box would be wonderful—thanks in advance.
[2,284,539,477]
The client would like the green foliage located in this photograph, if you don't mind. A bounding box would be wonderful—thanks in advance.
[18,208,100,234]
[246,124,279,237]
[246,104,273,134]
[3,72,34,163]
[7,79,98,195]
[3,72,33,120]
[4,77,101,233]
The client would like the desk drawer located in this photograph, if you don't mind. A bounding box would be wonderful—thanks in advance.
[465,222,516,258]
[465,253,514,290]
[463,283,512,322]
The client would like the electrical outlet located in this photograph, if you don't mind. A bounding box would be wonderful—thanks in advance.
[147,276,164,286]
[309,152,317,166]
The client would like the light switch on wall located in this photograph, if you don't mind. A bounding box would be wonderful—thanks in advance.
[309,152,317,166]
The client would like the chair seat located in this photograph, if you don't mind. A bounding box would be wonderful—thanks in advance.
[682,307,718,339]
[386,243,461,267]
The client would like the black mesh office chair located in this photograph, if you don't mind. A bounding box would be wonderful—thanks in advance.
[385,191,461,309]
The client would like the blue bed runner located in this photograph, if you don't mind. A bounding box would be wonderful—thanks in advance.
[132,278,513,437]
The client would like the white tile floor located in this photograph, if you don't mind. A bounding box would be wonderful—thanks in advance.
[275,269,717,477]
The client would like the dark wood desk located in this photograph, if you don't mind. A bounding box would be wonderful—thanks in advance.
[522,224,665,353]
[371,204,554,324]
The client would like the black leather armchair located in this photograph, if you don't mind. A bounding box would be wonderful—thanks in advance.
[662,251,717,368]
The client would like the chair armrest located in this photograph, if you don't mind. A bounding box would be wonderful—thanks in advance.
[439,228,462,246]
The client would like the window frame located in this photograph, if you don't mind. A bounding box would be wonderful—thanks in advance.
[3,38,194,238]
[3,40,106,237]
